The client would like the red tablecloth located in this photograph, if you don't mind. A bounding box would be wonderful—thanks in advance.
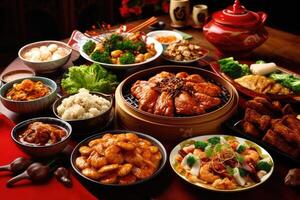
[0,114,96,200]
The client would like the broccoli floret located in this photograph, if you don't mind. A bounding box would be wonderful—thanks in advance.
[83,40,96,55]
[119,52,135,64]
[256,60,266,64]
[218,57,250,79]
[270,73,300,92]
[194,141,208,150]
[257,161,272,172]
[91,50,112,64]
[238,168,247,177]
[187,156,196,167]
[208,136,220,145]
[237,145,246,153]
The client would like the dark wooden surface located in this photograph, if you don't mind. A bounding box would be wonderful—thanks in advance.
[1,16,300,200]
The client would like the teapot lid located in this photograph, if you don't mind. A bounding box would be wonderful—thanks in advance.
[212,0,260,27]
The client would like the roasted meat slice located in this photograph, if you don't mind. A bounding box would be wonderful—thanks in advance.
[154,92,174,116]
[131,80,149,99]
[193,93,221,110]
[186,82,222,97]
[243,108,271,131]
[241,121,260,137]
[148,71,175,84]
[174,91,205,115]
[245,97,282,116]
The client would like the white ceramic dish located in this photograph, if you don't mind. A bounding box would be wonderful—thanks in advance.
[147,30,183,45]
[79,33,163,70]
[169,134,274,192]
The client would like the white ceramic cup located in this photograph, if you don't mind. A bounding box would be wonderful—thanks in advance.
[192,4,208,28]
[169,0,190,28]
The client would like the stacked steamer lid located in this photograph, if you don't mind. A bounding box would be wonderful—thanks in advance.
[115,65,239,141]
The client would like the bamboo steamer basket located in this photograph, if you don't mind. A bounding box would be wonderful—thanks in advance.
[115,65,239,141]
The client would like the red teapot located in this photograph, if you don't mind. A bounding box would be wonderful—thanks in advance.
[203,0,268,56]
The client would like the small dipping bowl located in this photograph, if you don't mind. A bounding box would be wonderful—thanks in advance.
[1,69,35,84]
[11,117,72,158]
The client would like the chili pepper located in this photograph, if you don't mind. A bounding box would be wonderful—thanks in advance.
[54,167,72,188]
[0,157,32,174]
[6,162,50,187]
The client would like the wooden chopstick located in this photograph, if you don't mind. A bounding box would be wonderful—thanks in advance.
[128,16,158,33]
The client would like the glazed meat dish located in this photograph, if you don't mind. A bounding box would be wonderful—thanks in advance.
[75,133,162,185]
[241,97,300,158]
[131,71,223,116]
[19,122,66,146]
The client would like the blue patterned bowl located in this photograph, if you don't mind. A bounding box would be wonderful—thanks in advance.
[0,76,57,113]
[11,117,72,158]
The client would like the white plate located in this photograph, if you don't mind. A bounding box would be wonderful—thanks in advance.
[79,33,163,70]
[147,30,183,45]
[169,134,274,192]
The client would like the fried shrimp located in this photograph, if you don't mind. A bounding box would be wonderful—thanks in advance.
[199,163,220,183]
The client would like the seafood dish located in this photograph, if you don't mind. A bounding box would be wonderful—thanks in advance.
[240,97,300,159]
[5,79,51,101]
[22,43,70,62]
[215,57,300,97]
[56,88,111,120]
[170,135,273,191]
[74,132,163,185]
[81,32,157,65]
[18,122,67,146]
[163,40,207,62]
[131,71,224,116]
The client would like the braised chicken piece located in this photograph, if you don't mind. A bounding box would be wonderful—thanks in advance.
[148,71,175,84]
[186,82,222,97]
[193,93,221,110]
[154,92,174,116]
[175,91,205,115]
[131,71,223,116]
[19,122,66,146]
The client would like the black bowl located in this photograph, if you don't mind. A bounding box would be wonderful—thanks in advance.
[11,117,72,158]
[70,130,167,187]
[52,92,114,136]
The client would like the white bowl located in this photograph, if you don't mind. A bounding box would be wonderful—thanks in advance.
[79,33,163,70]
[18,40,72,74]
[147,30,183,45]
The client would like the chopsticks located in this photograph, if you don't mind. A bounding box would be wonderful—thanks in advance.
[127,16,158,33]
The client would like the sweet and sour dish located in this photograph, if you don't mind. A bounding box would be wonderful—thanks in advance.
[131,71,224,116]
[241,97,300,158]
[75,133,162,185]
[5,79,51,101]
[174,136,273,190]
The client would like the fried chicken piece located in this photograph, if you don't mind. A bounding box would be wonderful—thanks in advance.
[148,71,175,84]
[241,121,260,137]
[154,92,174,116]
[174,91,205,115]
[131,80,159,113]
[193,93,221,110]
[245,99,273,116]
[244,108,271,131]
[186,82,222,97]
[285,168,300,187]
[263,129,300,158]
[272,115,300,145]
[282,104,296,115]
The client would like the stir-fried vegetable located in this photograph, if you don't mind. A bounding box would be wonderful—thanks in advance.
[82,40,96,55]
[269,73,300,92]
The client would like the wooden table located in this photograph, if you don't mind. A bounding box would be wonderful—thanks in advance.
[1,16,300,200]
